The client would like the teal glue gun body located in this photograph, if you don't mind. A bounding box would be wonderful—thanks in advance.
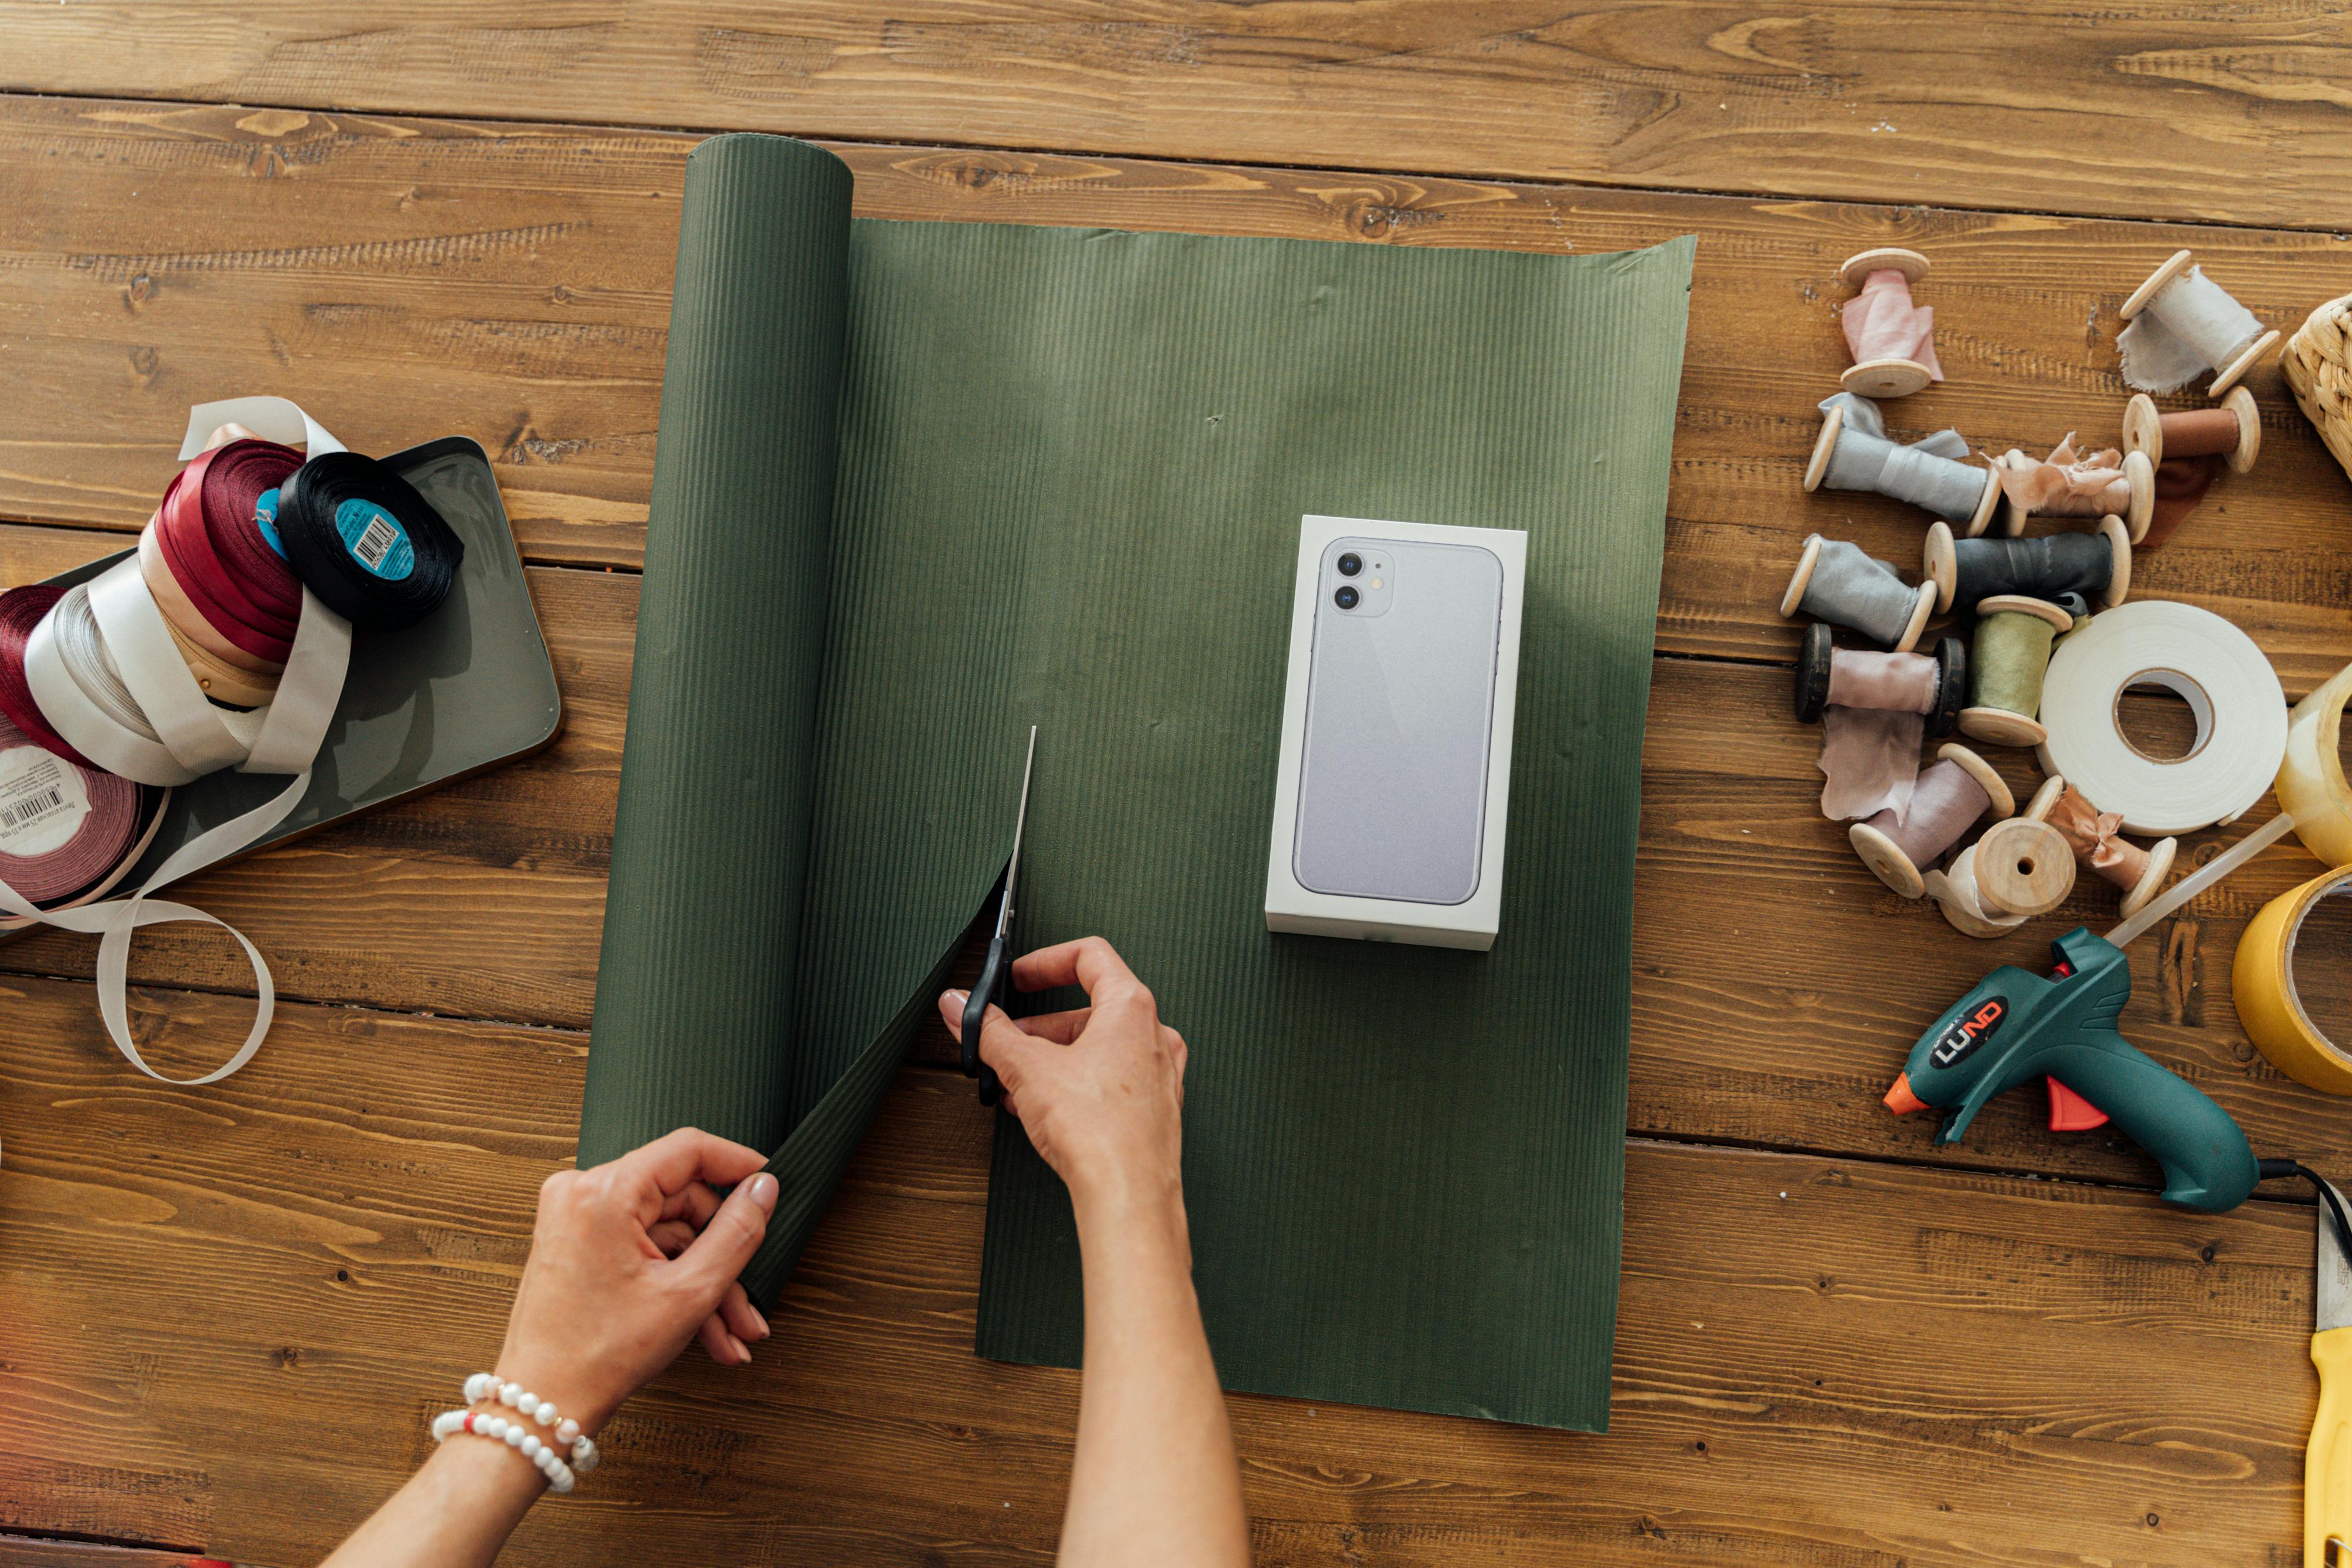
[1886,927,2260,1213]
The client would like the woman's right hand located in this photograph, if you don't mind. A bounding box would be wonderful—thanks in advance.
[940,936,1187,1222]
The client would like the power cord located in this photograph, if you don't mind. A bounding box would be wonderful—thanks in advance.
[2260,1158,2352,1258]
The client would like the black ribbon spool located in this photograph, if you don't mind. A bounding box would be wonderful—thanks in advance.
[276,452,464,632]
[1795,623,1965,737]
[1950,531,2112,612]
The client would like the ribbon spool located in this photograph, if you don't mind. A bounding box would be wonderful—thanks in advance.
[2036,600,2288,837]
[0,711,142,903]
[1805,394,2002,533]
[1849,743,2014,900]
[2121,387,2261,473]
[0,584,95,768]
[1992,437,2155,543]
[1971,815,2076,918]
[1837,248,1942,399]
[1960,594,2072,748]
[2027,773,2176,920]
[275,452,463,633]
[2235,867,2352,1095]
[1923,772,2076,938]
[2119,249,2280,399]
[1922,519,2129,616]
[0,706,172,932]
[1780,534,1935,653]
[1795,623,1964,736]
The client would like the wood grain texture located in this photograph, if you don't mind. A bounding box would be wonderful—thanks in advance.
[0,1541,207,1566]
[4,4,2352,229]
[5,97,2352,686]
[0,978,2321,1566]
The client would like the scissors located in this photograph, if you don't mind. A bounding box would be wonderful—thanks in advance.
[2309,1176,2352,1566]
[960,725,1037,1106]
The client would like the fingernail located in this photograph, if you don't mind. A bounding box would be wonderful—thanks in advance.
[746,1173,778,1213]
[943,989,968,1008]
[750,1304,771,1339]
[729,1334,751,1363]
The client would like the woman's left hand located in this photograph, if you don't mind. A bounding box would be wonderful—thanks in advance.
[489,1128,779,1435]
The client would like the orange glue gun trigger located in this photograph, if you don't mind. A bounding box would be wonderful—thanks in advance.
[2046,1076,2110,1132]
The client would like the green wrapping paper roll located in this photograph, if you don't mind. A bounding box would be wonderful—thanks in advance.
[584,131,1695,1429]
[579,135,860,1291]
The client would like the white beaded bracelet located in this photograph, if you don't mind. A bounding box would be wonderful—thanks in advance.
[432,1407,577,1493]
[459,1372,599,1474]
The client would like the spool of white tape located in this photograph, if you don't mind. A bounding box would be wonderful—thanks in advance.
[2036,600,2286,836]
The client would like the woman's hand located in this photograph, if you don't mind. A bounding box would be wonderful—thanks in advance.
[941,936,1188,1223]
[490,1128,779,1435]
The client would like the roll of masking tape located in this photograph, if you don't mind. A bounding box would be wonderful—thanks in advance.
[2036,600,2287,836]
[2236,866,2352,1094]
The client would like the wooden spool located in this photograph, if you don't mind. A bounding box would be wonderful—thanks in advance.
[1779,534,1937,654]
[1920,515,2128,616]
[1998,448,2154,543]
[2121,249,2280,399]
[1793,622,1965,737]
[1957,594,2074,749]
[1973,817,2075,918]
[1849,742,2014,901]
[2121,386,2260,473]
[2028,773,2178,921]
[1803,401,2001,536]
[1837,248,1936,399]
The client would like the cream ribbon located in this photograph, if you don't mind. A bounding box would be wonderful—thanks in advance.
[0,398,353,1084]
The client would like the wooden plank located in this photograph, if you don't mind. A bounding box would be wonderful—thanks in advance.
[5,524,2346,1199]
[0,976,2320,1565]
[0,1540,209,1567]
[5,97,2352,685]
[2,5,2351,229]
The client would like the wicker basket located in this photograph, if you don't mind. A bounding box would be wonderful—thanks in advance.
[2281,293,2352,482]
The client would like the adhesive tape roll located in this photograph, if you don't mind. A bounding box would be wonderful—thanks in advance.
[2234,867,2352,1094]
[2278,660,2352,868]
[2035,600,2287,836]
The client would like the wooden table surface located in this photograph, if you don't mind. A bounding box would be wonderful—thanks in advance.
[4,9,2352,1565]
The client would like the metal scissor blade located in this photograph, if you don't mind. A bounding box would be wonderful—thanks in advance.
[2321,1181,2352,1333]
[994,725,1038,940]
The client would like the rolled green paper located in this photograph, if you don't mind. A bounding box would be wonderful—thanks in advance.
[579,135,858,1292]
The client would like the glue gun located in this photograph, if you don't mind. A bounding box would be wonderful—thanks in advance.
[1885,925,2261,1213]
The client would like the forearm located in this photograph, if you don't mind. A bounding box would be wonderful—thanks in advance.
[319,1436,544,1568]
[1060,1187,1250,1568]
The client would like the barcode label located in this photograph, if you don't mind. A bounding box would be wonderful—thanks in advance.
[0,744,85,855]
[352,514,400,570]
[0,787,63,831]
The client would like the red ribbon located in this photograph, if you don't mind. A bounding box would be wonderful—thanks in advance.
[0,584,96,769]
[200,439,304,618]
[153,440,303,662]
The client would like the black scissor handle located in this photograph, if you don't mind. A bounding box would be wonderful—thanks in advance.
[961,931,1008,1106]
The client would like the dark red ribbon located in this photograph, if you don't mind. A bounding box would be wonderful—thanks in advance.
[153,441,302,662]
[199,439,303,619]
[0,584,96,769]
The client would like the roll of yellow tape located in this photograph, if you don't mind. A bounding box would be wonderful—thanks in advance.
[2282,660,2352,867]
[2236,866,2352,1094]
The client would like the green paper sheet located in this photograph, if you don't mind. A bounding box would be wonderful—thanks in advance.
[583,133,1692,1430]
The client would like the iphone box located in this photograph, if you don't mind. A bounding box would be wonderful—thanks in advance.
[1264,514,1526,951]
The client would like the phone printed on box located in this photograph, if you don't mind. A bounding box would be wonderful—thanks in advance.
[1265,514,1526,951]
